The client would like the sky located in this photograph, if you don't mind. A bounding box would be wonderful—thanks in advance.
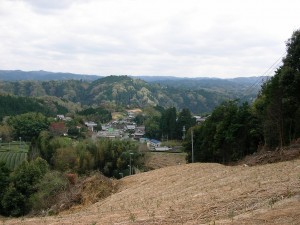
[0,0,299,78]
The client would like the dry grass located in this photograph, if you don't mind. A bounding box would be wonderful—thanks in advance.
[144,152,187,169]
[5,159,300,225]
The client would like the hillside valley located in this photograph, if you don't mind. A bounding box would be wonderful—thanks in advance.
[4,156,300,225]
[1,30,300,224]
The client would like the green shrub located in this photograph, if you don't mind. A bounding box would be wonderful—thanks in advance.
[30,171,68,212]
[0,158,49,217]
[1,185,27,216]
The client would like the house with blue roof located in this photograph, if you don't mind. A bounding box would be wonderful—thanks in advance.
[147,139,161,150]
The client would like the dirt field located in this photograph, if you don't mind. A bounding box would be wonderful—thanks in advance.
[5,157,300,225]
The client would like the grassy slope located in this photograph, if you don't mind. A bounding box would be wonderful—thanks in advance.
[5,159,300,225]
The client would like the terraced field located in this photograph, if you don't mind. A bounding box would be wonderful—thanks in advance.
[0,143,28,170]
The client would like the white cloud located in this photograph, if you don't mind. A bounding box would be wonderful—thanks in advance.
[0,0,299,77]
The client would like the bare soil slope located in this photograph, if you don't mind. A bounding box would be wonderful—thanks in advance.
[238,146,300,166]
[5,159,300,225]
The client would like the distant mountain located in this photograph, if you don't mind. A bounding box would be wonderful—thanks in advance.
[142,76,266,91]
[139,76,268,103]
[136,76,184,82]
[0,73,264,114]
[0,70,101,81]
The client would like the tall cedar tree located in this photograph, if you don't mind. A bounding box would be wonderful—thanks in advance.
[256,29,300,148]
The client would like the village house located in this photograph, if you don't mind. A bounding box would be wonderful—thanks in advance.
[133,126,145,140]
[97,128,123,139]
[125,124,136,131]
[84,121,97,132]
[147,139,161,150]
[194,116,207,124]
[57,115,72,121]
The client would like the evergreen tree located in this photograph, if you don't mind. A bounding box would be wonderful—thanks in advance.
[160,107,177,140]
[175,108,196,140]
[184,100,262,163]
[255,29,300,148]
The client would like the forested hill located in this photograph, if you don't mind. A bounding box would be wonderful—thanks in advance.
[0,75,260,114]
[0,93,83,120]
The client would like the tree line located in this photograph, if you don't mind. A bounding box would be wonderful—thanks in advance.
[141,106,196,140]
[184,29,300,163]
[184,101,262,163]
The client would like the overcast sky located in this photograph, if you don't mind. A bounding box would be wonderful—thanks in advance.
[0,0,299,78]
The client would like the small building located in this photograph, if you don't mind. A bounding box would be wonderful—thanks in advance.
[133,126,145,139]
[101,125,110,131]
[57,115,65,120]
[194,116,206,124]
[128,111,135,119]
[57,115,72,121]
[126,125,136,131]
[97,128,123,139]
[85,121,97,132]
[147,139,161,150]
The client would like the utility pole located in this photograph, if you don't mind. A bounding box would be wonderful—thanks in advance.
[129,152,133,175]
[191,129,194,163]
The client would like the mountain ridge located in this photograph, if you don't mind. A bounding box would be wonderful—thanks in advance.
[0,71,263,114]
[0,69,265,82]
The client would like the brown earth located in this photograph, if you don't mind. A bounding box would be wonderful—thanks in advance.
[4,156,300,225]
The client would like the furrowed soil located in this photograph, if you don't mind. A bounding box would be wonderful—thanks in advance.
[5,157,300,225]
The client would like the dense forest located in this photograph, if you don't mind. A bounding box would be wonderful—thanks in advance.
[0,95,71,121]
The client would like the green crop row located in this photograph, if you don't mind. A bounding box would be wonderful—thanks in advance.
[0,151,28,170]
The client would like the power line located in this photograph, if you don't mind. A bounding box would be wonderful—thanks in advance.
[243,52,286,96]
[262,52,285,76]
